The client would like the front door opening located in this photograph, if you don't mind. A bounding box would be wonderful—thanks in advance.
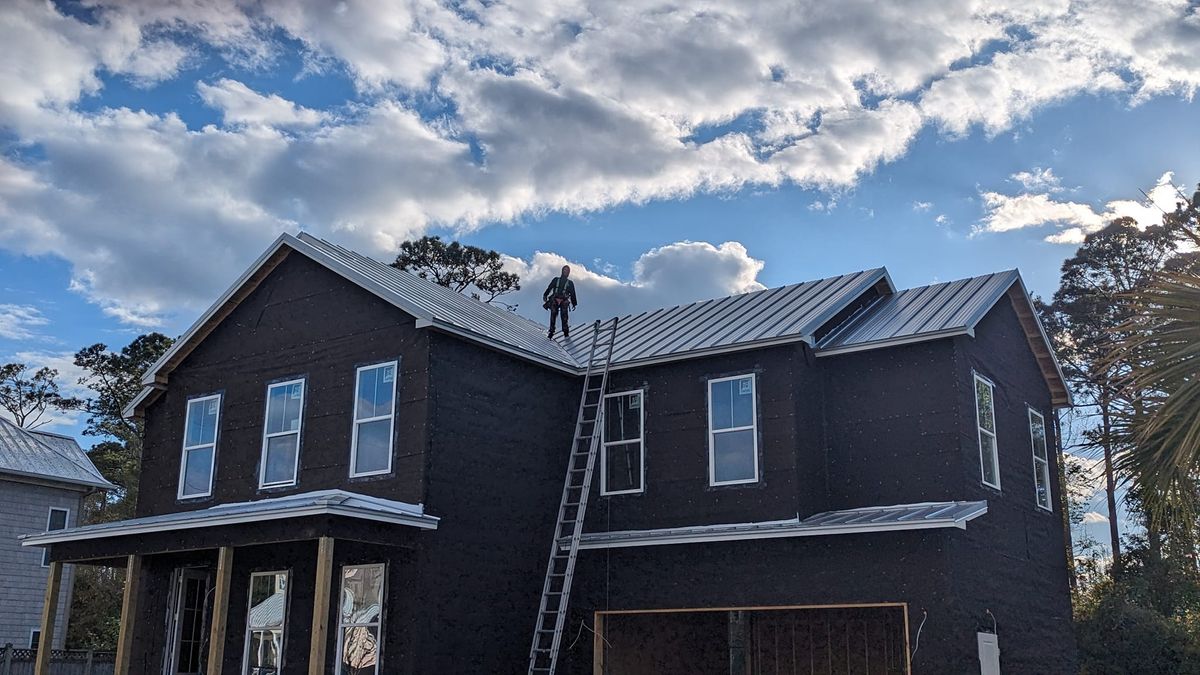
[166,568,214,675]
[598,604,909,675]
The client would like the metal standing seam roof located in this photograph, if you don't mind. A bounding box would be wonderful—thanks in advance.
[0,417,114,490]
[567,500,988,550]
[19,489,438,548]
[816,270,1021,355]
[563,268,892,368]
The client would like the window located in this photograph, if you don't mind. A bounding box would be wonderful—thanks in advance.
[336,564,386,675]
[602,390,644,495]
[1030,409,1053,511]
[29,629,40,649]
[42,508,69,566]
[974,374,1000,489]
[179,394,221,499]
[351,362,397,477]
[260,380,305,487]
[708,374,758,486]
[243,571,289,675]
[168,569,213,675]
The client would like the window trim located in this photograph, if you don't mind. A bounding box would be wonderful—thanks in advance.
[335,562,387,675]
[41,507,69,567]
[178,393,222,500]
[259,378,307,489]
[707,373,760,487]
[974,373,1001,490]
[350,361,399,479]
[600,389,646,496]
[242,570,290,675]
[1029,408,1053,512]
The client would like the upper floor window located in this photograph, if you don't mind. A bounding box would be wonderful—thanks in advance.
[1029,409,1052,511]
[260,379,306,488]
[351,362,397,477]
[708,374,758,486]
[179,394,221,499]
[974,374,1000,489]
[336,563,386,675]
[602,390,644,495]
[42,507,68,566]
[243,570,289,675]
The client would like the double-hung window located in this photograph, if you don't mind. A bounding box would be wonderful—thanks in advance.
[708,374,758,486]
[351,362,397,477]
[260,379,305,488]
[336,563,386,675]
[974,374,1001,489]
[179,394,221,499]
[1029,409,1052,510]
[41,508,69,566]
[243,571,289,675]
[602,390,644,495]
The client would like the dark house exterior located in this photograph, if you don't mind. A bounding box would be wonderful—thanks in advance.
[22,232,1076,674]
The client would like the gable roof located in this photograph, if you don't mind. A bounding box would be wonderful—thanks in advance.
[125,232,1070,416]
[0,417,114,490]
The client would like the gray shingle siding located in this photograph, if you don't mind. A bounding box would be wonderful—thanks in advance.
[0,478,82,649]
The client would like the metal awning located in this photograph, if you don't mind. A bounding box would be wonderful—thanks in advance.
[20,489,439,548]
[567,500,987,550]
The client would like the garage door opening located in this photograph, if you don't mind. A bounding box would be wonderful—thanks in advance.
[595,604,910,675]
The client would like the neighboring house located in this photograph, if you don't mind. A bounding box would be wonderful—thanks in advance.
[0,417,113,651]
[22,233,1076,674]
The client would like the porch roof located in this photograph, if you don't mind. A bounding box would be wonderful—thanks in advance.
[20,489,438,548]
[568,500,987,550]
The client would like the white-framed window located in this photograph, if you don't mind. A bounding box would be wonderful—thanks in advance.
[336,563,386,675]
[179,394,221,499]
[29,629,40,649]
[974,374,1001,489]
[260,379,306,488]
[601,390,645,495]
[708,374,759,486]
[351,362,398,478]
[41,507,69,567]
[1029,409,1053,511]
[243,570,289,675]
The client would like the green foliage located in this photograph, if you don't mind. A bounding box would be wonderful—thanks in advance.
[391,235,520,304]
[64,332,172,649]
[0,363,81,428]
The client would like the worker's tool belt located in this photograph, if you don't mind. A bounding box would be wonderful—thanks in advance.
[543,296,570,310]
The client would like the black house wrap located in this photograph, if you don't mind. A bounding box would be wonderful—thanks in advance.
[24,232,1077,674]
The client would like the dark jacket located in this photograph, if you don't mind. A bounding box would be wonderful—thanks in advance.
[543,276,577,307]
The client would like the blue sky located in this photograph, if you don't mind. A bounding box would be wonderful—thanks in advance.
[3,0,1199,548]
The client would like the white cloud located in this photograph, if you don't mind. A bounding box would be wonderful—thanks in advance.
[1082,511,1109,525]
[504,240,766,323]
[912,201,933,212]
[197,79,327,127]
[2,1,1200,322]
[978,171,1183,243]
[1011,167,1063,193]
[0,304,49,340]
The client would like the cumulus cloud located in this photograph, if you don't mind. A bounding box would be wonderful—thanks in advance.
[197,79,327,127]
[1081,511,1109,525]
[0,304,49,340]
[2,1,1200,323]
[504,240,766,323]
[979,171,1184,244]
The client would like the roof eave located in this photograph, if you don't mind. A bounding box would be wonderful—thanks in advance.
[0,467,116,491]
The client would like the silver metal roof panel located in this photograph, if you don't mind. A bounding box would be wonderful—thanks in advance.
[0,417,114,490]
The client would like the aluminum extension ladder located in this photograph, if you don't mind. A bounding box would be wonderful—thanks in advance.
[526,318,619,675]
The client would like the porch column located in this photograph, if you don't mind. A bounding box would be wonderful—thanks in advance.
[207,547,234,674]
[33,561,62,675]
[308,537,335,675]
[113,555,142,675]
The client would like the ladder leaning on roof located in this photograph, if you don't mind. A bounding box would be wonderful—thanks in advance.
[527,318,619,675]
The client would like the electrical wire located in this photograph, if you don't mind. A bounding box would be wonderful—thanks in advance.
[909,610,928,662]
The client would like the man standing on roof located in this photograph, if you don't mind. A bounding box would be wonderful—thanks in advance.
[543,265,578,339]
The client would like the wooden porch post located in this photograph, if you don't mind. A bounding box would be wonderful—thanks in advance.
[33,561,62,675]
[592,613,605,675]
[207,547,234,674]
[308,537,335,675]
[114,555,141,675]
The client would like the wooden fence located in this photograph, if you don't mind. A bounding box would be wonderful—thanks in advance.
[0,645,115,675]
